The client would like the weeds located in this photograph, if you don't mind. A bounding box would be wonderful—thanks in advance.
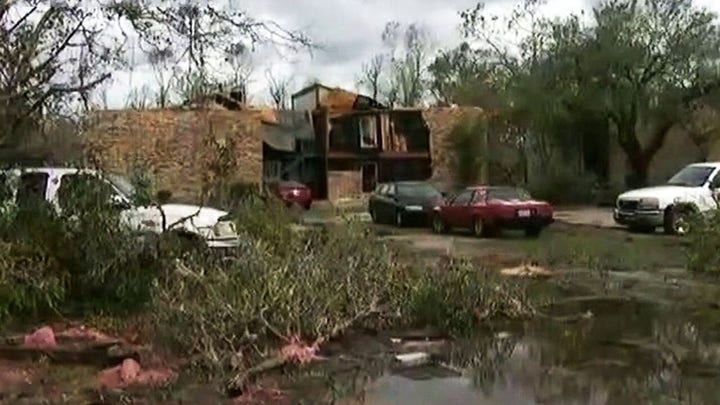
[151,203,533,381]
[0,174,165,322]
[0,171,533,390]
[687,211,720,273]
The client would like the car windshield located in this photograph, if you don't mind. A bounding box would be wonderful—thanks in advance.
[105,173,135,199]
[666,166,715,187]
[487,187,532,201]
[397,183,441,198]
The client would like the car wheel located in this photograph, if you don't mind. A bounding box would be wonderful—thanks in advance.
[664,206,693,235]
[431,214,447,234]
[395,210,404,227]
[472,217,485,238]
[525,225,542,238]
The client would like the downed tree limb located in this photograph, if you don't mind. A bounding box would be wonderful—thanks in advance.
[226,298,381,393]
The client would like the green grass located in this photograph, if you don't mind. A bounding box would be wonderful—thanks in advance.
[473,224,686,271]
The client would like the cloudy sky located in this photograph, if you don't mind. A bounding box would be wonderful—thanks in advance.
[103,0,720,109]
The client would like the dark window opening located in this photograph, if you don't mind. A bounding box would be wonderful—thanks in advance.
[57,174,114,211]
[16,172,48,208]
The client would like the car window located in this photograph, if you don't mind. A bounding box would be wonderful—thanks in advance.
[387,184,396,196]
[711,171,720,189]
[451,190,473,205]
[667,165,715,187]
[487,187,532,201]
[376,184,388,195]
[16,172,49,208]
[396,183,442,198]
[57,174,115,210]
[471,190,486,203]
[0,173,12,202]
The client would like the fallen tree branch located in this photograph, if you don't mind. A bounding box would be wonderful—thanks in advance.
[226,298,381,393]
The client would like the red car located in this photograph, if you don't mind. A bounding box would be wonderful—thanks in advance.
[267,180,312,209]
[430,186,554,237]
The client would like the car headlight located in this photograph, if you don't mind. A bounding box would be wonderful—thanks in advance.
[212,220,237,237]
[638,197,659,209]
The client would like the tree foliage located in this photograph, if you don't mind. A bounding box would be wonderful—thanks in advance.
[454,0,720,186]
[0,0,312,155]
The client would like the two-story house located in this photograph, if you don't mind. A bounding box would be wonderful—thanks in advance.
[287,83,432,201]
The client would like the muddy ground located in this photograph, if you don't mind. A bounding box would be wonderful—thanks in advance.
[2,211,715,405]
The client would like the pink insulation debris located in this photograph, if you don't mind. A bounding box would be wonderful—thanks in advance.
[97,358,174,388]
[279,334,320,364]
[22,326,57,349]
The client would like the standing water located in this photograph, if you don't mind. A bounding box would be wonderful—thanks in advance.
[359,269,720,405]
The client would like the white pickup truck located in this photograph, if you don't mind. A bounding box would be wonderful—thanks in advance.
[0,167,241,248]
[613,162,720,235]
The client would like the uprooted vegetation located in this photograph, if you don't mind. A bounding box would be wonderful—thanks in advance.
[0,179,534,400]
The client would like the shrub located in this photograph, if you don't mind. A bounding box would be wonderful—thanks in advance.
[527,167,599,205]
[405,260,533,336]
[687,210,720,273]
[0,176,165,322]
[450,115,488,186]
[151,200,534,377]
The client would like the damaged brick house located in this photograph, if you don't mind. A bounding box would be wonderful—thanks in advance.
[264,83,432,200]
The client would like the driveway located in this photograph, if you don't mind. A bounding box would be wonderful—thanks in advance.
[306,202,618,229]
[553,207,618,229]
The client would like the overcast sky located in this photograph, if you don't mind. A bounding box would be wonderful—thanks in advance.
[103,0,720,109]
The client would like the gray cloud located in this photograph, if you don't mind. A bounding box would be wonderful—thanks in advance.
[107,0,720,108]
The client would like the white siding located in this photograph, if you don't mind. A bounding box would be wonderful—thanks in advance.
[292,91,317,110]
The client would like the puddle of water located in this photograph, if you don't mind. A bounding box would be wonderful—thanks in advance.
[357,270,720,405]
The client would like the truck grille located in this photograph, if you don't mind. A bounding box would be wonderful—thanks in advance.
[618,199,638,211]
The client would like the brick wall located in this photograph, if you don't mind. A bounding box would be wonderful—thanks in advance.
[327,170,362,201]
[83,108,264,202]
[423,107,486,189]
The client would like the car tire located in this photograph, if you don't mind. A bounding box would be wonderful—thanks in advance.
[525,225,542,238]
[664,206,693,236]
[472,217,486,238]
[431,214,447,234]
[395,209,404,227]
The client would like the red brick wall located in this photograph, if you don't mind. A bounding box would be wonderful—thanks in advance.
[83,108,264,202]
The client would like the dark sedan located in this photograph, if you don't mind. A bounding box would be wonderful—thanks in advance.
[368,181,444,226]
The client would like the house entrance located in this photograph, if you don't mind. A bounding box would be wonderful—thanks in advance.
[361,163,377,192]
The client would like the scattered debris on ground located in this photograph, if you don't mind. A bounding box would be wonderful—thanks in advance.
[500,263,553,278]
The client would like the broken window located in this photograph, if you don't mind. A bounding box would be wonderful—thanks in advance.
[16,172,48,208]
[263,161,282,180]
[359,116,378,148]
[57,174,115,211]
[0,173,11,202]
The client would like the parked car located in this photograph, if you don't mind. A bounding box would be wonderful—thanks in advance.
[614,162,720,235]
[368,181,444,226]
[430,186,554,237]
[267,180,312,209]
[0,167,242,249]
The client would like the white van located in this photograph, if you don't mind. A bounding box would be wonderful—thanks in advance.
[0,167,241,248]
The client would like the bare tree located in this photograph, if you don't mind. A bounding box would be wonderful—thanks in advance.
[223,41,255,104]
[0,2,123,148]
[381,22,432,107]
[115,1,313,84]
[357,54,384,101]
[266,70,292,109]
[147,47,175,108]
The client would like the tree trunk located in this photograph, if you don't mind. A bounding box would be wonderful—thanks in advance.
[626,154,650,189]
